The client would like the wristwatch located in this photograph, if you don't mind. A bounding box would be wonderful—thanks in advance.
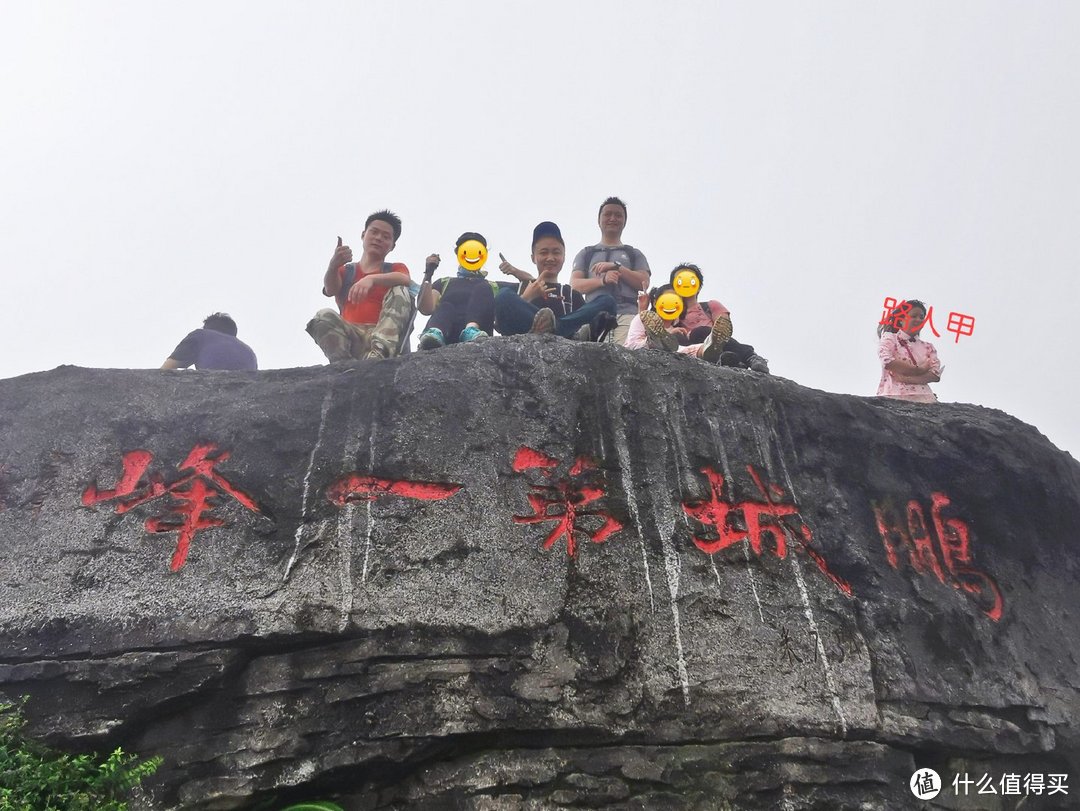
[612,261,621,270]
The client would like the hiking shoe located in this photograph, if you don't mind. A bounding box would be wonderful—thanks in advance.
[748,354,770,374]
[572,323,592,341]
[418,328,446,350]
[641,310,679,352]
[364,339,392,361]
[701,315,734,363]
[719,351,739,366]
[530,307,556,334]
[459,325,488,343]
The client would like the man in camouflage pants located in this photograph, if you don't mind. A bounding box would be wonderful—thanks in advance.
[306,209,415,362]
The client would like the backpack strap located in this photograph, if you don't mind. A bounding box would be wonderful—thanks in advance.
[578,247,606,276]
[344,261,396,288]
[700,300,712,320]
[341,263,357,293]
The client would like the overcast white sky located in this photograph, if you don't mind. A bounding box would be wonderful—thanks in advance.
[2,1,1077,459]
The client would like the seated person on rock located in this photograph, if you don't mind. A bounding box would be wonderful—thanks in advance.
[669,263,770,373]
[306,209,414,362]
[494,221,617,341]
[570,196,651,345]
[161,312,257,371]
[623,284,732,363]
[416,232,496,349]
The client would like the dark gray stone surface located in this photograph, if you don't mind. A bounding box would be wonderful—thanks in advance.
[0,336,1077,809]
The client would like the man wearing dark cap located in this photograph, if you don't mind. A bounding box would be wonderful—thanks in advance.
[495,222,617,339]
[416,232,497,348]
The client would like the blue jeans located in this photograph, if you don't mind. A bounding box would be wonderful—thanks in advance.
[495,291,616,338]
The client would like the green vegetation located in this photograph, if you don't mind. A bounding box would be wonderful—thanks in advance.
[0,698,161,811]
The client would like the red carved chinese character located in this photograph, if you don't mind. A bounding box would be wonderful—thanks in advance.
[511,447,623,557]
[946,311,976,343]
[326,475,462,505]
[82,444,260,571]
[873,493,1002,621]
[682,465,852,596]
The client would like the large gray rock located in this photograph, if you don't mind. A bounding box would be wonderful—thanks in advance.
[0,337,1077,810]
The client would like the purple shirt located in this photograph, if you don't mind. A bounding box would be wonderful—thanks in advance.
[169,329,257,371]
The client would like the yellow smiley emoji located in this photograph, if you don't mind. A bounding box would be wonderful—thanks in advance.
[654,291,685,322]
[672,268,700,298]
[456,239,488,272]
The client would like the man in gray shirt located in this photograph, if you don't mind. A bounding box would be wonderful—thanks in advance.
[570,196,651,345]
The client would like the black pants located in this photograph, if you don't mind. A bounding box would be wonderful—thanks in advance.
[686,325,757,364]
[427,278,495,342]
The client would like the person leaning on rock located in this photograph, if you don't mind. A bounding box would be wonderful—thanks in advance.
[161,312,257,370]
[494,221,617,340]
[570,196,651,345]
[306,209,414,362]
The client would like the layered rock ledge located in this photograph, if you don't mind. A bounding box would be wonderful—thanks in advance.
[0,337,1077,809]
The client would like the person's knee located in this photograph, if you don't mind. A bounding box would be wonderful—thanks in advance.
[382,286,412,305]
[307,308,343,336]
[379,286,415,320]
[494,289,517,316]
[593,293,617,313]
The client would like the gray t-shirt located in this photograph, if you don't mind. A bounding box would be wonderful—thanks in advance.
[571,243,650,315]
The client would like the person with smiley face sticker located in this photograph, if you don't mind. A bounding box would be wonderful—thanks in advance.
[570,196,651,345]
[416,232,497,349]
[623,284,731,363]
[670,264,729,343]
[669,263,769,372]
[493,222,617,340]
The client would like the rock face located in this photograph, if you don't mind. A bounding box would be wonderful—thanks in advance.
[0,337,1078,810]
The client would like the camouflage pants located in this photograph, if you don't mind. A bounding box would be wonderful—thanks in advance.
[306,286,414,362]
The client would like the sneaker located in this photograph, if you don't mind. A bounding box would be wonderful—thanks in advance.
[459,325,488,343]
[701,315,733,363]
[418,328,445,350]
[530,308,556,334]
[641,310,679,352]
[572,323,592,341]
[748,354,770,374]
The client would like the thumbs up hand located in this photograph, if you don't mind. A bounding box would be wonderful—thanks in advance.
[329,235,353,274]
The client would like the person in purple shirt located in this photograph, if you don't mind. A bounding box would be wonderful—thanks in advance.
[161,313,258,371]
